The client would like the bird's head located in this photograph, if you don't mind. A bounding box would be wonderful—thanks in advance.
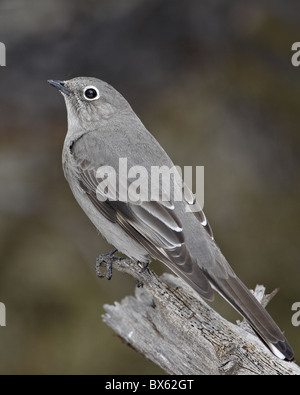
[48,77,131,129]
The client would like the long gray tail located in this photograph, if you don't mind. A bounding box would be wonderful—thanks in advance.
[207,273,294,361]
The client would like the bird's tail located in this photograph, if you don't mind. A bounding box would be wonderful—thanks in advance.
[207,273,294,361]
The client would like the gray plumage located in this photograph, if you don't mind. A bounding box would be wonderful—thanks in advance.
[48,77,294,361]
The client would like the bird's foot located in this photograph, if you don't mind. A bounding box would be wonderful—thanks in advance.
[95,248,118,280]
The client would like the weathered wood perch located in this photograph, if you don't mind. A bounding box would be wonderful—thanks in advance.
[99,256,300,375]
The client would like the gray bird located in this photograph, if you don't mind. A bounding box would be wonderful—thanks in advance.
[48,77,294,361]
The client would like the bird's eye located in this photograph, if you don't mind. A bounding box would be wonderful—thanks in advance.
[83,86,100,101]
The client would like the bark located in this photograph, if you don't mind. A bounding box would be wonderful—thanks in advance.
[99,256,300,375]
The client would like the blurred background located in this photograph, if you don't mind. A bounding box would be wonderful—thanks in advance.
[0,0,300,374]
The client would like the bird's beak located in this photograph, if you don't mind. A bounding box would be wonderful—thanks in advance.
[47,79,71,96]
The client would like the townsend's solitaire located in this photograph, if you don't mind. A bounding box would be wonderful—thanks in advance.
[48,77,294,361]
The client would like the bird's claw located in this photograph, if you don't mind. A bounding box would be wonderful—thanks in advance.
[95,248,118,280]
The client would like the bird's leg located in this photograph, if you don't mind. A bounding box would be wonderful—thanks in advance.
[95,248,118,280]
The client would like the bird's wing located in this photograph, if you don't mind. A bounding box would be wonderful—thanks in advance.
[71,136,214,301]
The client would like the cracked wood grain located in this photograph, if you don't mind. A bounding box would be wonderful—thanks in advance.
[99,256,300,375]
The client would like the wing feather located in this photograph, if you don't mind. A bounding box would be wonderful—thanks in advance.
[72,141,214,300]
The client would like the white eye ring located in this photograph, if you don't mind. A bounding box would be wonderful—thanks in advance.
[83,86,100,101]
